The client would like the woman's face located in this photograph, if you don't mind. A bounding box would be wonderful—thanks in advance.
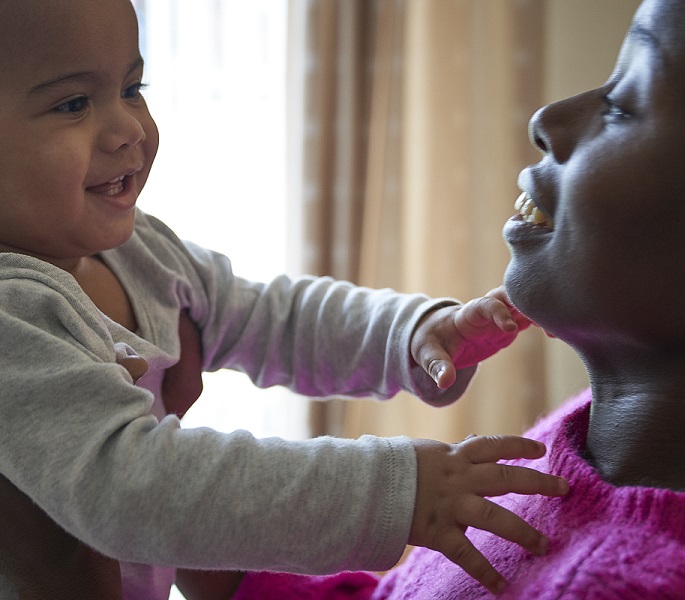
[503,0,685,349]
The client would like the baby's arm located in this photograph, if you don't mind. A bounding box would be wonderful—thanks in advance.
[409,435,568,595]
[411,287,530,390]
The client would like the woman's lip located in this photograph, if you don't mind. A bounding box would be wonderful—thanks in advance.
[517,166,556,227]
[502,214,553,245]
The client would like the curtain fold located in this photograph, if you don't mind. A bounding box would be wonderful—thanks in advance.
[288,0,405,436]
[290,0,549,442]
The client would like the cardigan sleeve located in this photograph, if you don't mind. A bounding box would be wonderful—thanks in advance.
[0,254,416,574]
[121,211,477,406]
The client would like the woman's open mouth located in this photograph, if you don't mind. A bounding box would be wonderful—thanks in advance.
[514,192,554,230]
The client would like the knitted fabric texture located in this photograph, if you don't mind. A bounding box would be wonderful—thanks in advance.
[374,389,685,599]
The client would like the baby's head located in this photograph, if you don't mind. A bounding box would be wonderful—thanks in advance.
[504,0,685,351]
[0,0,158,270]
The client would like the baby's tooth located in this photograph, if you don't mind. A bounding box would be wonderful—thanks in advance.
[522,199,535,217]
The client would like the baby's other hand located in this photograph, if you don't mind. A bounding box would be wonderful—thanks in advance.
[114,343,148,384]
[409,435,568,595]
[411,287,532,389]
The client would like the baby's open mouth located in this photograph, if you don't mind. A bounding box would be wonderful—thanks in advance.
[514,192,554,230]
[87,176,126,197]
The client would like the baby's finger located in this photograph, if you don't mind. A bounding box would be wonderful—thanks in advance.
[485,299,519,332]
[484,286,510,302]
[460,297,517,332]
[439,535,507,595]
[114,342,149,383]
[458,496,550,558]
[460,435,547,463]
[472,463,569,498]
[416,342,457,388]
[117,355,149,383]
[484,287,533,331]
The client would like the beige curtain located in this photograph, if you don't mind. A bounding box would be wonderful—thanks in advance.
[289,0,551,442]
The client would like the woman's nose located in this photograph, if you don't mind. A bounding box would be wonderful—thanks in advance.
[528,90,597,164]
[528,105,553,155]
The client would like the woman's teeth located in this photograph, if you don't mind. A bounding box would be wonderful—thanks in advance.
[515,192,553,229]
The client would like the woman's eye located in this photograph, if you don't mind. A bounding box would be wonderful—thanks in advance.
[53,96,90,114]
[602,95,630,121]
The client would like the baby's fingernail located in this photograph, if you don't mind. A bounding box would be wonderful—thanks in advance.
[496,316,515,331]
[433,366,446,386]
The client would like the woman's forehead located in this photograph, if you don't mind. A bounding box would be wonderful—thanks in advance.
[634,0,685,54]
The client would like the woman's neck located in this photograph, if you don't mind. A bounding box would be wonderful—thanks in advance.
[584,358,685,491]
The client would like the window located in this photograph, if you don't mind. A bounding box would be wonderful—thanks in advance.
[134,0,308,452]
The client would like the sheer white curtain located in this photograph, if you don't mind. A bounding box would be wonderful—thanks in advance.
[132,0,308,442]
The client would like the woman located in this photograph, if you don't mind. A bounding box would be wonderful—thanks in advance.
[369,0,685,596]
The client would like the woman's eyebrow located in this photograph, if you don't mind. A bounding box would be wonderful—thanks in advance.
[628,23,667,67]
[27,56,145,96]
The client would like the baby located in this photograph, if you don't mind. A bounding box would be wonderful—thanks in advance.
[0,1,567,598]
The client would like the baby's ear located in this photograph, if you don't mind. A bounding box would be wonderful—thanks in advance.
[114,342,148,383]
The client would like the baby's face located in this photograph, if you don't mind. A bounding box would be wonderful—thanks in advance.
[504,0,685,348]
[0,0,158,269]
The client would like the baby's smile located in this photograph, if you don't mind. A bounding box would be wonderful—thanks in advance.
[89,176,126,197]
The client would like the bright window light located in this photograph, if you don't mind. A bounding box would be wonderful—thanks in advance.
[134,0,309,461]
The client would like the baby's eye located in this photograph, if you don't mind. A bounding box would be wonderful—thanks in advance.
[53,96,90,114]
[123,82,148,100]
[601,95,630,122]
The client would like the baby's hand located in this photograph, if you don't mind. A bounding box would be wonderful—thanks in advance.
[409,435,568,595]
[114,342,148,384]
[411,287,532,389]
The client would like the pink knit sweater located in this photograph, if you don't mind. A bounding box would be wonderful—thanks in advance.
[234,390,685,599]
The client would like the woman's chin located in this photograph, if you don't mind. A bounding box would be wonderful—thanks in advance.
[503,264,557,334]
